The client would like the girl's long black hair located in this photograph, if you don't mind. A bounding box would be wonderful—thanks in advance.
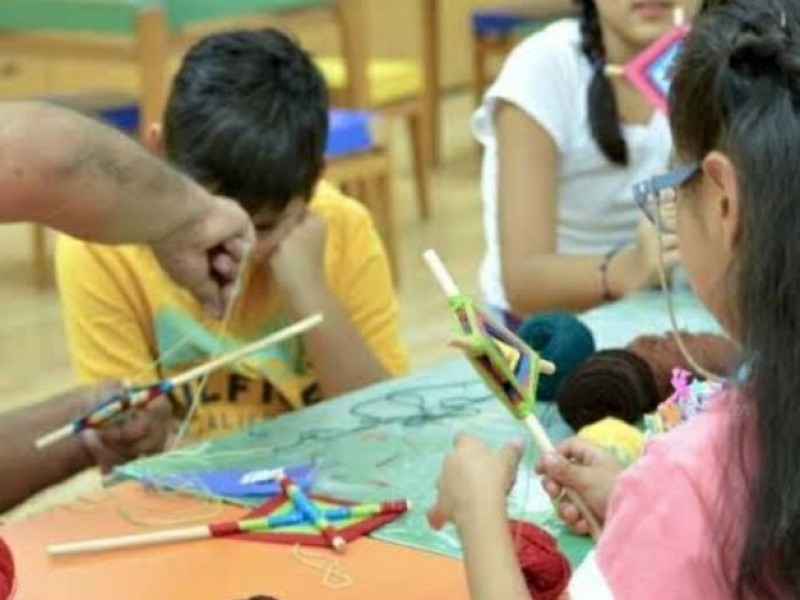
[574,0,628,165]
[671,0,800,596]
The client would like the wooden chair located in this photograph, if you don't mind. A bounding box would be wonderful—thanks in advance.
[325,148,397,281]
[315,0,434,219]
[471,2,577,105]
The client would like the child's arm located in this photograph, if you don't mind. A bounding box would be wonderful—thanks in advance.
[0,383,171,513]
[428,434,530,600]
[458,506,532,600]
[270,212,393,397]
[497,102,676,315]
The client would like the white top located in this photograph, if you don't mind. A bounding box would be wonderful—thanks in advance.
[473,19,673,310]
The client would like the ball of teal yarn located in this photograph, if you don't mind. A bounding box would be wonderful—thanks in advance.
[516,312,596,401]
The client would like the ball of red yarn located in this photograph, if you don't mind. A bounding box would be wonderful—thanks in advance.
[509,520,571,600]
[0,535,15,600]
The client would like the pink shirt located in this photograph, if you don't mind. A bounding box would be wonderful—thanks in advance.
[570,395,752,599]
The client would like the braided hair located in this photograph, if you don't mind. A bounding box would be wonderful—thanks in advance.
[575,0,628,165]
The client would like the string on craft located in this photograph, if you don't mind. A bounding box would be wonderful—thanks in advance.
[172,248,253,449]
[116,473,223,527]
[515,312,596,401]
[291,544,354,590]
[512,441,536,553]
[64,489,112,514]
[654,205,731,383]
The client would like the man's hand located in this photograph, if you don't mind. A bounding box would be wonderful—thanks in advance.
[151,195,255,318]
[534,437,625,535]
[78,383,173,474]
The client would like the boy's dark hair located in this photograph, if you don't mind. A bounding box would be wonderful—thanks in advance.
[163,28,329,215]
[671,0,800,597]
[574,0,628,166]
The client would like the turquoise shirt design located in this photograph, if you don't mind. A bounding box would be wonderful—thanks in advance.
[154,307,322,435]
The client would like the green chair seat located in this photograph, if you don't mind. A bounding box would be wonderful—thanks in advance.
[0,0,333,35]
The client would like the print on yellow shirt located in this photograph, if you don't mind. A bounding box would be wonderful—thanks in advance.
[56,184,409,441]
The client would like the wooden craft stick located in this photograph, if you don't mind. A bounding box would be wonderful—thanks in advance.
[674,6,685,26]
[423,249,460,298]
[425,249,555,375]
[523,415,602,539]
[35,314,323,450]
[424,249,602,539]
[49,501,410,557]
[279,474,347,554]
[169,314,323,387]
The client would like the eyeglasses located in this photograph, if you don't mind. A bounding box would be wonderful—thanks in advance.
[632,162,699,233]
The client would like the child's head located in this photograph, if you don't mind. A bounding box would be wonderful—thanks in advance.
[575,0,699,164]
[638,0,800,595]
[159,28,329,259]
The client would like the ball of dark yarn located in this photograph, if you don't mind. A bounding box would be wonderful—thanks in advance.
[557,349,659,431]
[628,332,738,401]
[516,311,596,401]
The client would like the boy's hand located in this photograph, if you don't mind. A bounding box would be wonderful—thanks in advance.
[78,383,173,474]
[269,212,328,307]
[428,433,523,530]
[534,437,624,536]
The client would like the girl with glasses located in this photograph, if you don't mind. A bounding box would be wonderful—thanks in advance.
[431,1,800,597]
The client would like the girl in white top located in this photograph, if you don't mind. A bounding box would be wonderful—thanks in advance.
[474,0,695,316]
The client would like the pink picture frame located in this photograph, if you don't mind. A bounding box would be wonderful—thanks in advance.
[625,26,689,112]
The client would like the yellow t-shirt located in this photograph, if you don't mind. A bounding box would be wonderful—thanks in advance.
[56,182,408,439]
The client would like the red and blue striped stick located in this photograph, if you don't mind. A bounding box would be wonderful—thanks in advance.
[279,474,347,553]
[48,499,410,556]
[35,315,323,449]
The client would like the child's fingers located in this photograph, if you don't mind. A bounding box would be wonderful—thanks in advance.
[542,478,563,500]
[426,501,448,531]
[558,503,590,535]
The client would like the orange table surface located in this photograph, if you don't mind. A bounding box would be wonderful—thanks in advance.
[1,483,469,600]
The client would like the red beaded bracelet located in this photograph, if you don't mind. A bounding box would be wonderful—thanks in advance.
[598,243,628,302]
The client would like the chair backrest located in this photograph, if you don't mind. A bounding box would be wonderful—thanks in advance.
[332,0,371,108]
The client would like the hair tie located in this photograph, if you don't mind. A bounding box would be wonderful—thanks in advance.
[592,58,606,73]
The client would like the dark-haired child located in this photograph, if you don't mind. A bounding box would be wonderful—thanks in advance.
[56,29,407,441]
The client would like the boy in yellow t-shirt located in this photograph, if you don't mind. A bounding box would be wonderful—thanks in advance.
[56,29,408,441]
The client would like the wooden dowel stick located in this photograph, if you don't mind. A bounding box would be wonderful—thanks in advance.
[35,314,323,450]
[423,249,460,298]
[538,360,556,375]
[49,525,211,556]
[34,424,74,449]
[523,415,602,540]
[169,313,323,387]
